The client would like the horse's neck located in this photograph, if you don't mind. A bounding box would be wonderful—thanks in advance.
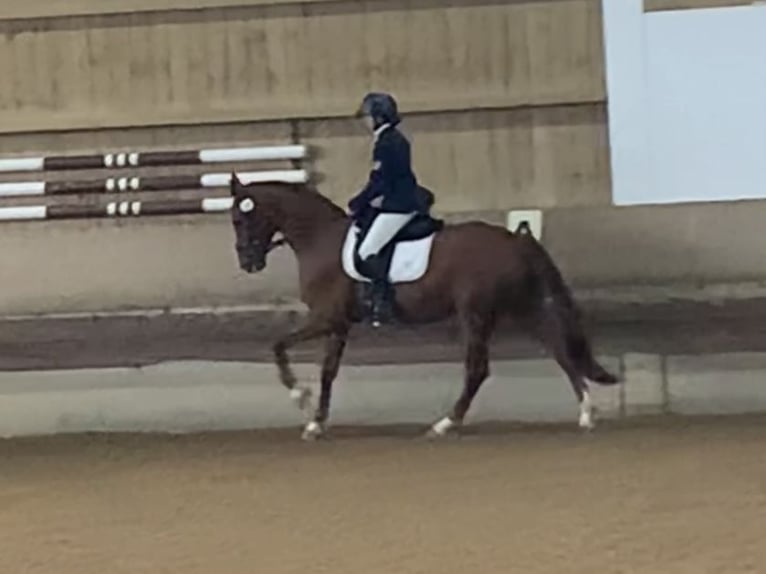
[276,192,346,255]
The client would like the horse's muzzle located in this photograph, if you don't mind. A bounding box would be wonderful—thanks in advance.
[237,238,283,273]
[240,258,266,273]
[237,245,266,273]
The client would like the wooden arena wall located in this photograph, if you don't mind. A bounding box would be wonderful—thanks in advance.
[0,0,609,213]
[2,0,763,317]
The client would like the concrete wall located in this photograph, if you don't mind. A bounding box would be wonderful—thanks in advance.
[544,199,766,287]
[0,0,605,131]
[2,351,766,437]
[0,215,299,316]
[3,198,766,316]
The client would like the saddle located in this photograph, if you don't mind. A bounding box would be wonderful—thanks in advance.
[351,209,443,282]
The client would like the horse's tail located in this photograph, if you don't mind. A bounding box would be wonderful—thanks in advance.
[515,222,619,386]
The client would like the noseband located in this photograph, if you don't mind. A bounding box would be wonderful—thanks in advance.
[238,236,285,255]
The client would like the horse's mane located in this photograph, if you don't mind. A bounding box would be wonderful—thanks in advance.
[293,183,347,219]
[235,178,347,221]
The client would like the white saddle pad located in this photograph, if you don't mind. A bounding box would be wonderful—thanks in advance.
[341,224,436,284]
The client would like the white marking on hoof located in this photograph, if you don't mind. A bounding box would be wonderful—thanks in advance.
[302,421,324,441]
[289,386,313,411]
[427,416,456,439]
[578,391,595,430]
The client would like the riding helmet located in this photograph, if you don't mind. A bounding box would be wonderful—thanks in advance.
[356,92,401,128]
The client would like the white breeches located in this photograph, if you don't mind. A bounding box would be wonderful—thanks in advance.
[357,212,417,260]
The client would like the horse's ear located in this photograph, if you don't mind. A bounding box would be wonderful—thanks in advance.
[230,172,241,196]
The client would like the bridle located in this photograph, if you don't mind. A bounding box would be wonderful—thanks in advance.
[266,237,287,253]
[233,196,286,260]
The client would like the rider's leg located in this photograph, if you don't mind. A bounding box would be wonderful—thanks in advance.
[357,212,417,260]
[357,212,416,326]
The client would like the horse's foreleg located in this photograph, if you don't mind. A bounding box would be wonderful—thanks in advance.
[273,320,332,419]
[428,308,494,438]
[302,327,349,441]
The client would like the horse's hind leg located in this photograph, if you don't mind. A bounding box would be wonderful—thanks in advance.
[535,306,593,430]
[428,308,493,438]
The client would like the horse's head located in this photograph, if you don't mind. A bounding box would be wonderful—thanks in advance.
[229,174,346,273]
[229,173,281,273]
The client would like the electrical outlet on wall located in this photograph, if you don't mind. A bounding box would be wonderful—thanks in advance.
[506,209,543,241]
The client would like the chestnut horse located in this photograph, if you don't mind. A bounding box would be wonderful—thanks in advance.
[229,175,618,440]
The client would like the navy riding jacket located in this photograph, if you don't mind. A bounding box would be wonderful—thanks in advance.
[348,125,422,215]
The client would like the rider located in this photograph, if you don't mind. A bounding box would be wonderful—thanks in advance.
[348,92,425,327]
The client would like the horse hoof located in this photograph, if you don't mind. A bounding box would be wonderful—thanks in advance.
[425,428,442,440]
[301,421,324,441]
[425,428,461,441]
[425,417,458,440]
[578,418,596,432]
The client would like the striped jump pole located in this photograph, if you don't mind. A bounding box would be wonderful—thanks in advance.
[0,169,309,198]
[0,197,236,222]
[0,144,308,174]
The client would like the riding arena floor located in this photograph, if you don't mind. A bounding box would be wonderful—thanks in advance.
[1,414,764,574]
